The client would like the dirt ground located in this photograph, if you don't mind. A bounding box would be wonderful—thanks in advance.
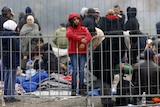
[2,96,103,107]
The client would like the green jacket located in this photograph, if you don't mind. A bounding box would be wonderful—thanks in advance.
[52,27,67,49]
[115,63,133,74]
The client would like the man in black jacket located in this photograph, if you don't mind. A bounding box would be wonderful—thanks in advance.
[132,48,160,101]
[0,7,15,81]
[113,5,125,30]
[82,8,96,35]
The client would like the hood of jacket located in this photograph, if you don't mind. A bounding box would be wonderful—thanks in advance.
[68,13,80,21]
[127,7,137,19]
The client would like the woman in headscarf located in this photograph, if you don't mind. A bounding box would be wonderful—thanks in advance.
[20,15,40,70]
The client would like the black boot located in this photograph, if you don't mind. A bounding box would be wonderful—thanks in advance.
[71,85,76,96]
[79,83,87,96]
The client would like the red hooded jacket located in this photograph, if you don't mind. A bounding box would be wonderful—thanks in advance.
[66,13,92,54]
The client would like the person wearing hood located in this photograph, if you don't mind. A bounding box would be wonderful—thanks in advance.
[1,20,21,102]
[132,48,160,102]
[66,13,92,96]
[124,7,141,67]
[18,6,41,31]
[52,23,67,49]
[80,7,88,21]
[20,15,40,70]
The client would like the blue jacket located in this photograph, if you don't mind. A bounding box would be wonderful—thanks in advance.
[1,30,20,69]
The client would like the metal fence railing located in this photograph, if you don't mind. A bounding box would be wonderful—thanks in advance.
[87,34,160,107]
[0,34,160,106]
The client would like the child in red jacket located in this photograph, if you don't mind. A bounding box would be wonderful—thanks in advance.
[66,13,92,96]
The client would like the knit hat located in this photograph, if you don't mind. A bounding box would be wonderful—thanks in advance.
[25,6,32,14]
[3,20,17,31]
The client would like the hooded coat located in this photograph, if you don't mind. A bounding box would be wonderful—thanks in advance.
[125,7,141,65]
[66,13,92,54]
[124,7,140,43]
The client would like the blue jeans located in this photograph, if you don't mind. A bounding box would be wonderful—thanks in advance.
[70,54,86,85]
[4,68,16,100]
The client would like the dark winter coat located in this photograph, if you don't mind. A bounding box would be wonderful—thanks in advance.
[156,22,160,35]
[0,15,10,32]
[117,11,126,30]
[124,7,140,43]
[124,7,141,65]
[82,15,96,34]
[132,60,160,99]
[93,15,125,84]
[1,30,21,69]
[42,43,58,73]
[99,15,121,35]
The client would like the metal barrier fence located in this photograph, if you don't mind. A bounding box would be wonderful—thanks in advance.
[0,34,160,107]
[87,34,160,107]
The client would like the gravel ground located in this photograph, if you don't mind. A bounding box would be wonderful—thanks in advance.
[2,96,103,107]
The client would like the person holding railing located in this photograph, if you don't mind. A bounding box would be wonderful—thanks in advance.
[66,13,92,96]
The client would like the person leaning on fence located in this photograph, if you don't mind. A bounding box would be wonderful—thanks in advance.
[1,20,21,102]
[20,15,40,70]
[66,13,92,96]
[132,48,160,102]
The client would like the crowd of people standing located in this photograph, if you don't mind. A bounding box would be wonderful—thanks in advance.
[0,4,160,106]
